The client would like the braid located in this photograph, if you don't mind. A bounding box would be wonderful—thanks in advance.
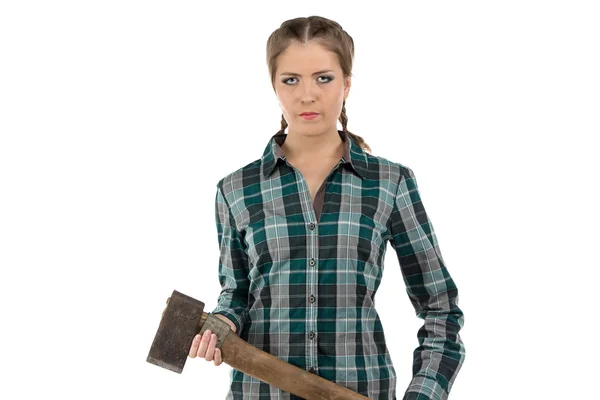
[278,113,288,135]
[339,100,372,154]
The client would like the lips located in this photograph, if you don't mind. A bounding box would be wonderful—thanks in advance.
[300,112,319,116]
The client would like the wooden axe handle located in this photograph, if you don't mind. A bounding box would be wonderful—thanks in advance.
[200,313,369,400]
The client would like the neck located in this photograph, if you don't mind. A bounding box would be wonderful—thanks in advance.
[281,128,344,163]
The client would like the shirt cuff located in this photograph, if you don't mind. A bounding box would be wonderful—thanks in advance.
[402,376,448,400]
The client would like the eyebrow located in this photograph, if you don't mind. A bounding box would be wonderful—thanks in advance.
[279,69,334,77]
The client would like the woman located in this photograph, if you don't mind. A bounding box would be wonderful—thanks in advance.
[189,15,465,400]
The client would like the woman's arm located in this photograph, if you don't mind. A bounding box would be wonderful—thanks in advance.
[389,166,466,400]
[209,183,250,335]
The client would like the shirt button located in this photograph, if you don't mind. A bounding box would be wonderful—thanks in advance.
[308,331,315,339]
[309,258,315,267]
[309,222,315,230]
[309,295,316,303]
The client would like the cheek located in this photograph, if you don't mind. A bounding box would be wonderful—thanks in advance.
[327,87,345,104]
[325,96,344,115]
[275,92,292,109]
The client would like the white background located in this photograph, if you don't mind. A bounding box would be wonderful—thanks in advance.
[1,1,598,399]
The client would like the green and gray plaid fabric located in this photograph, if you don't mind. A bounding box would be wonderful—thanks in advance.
[211,130,465,400]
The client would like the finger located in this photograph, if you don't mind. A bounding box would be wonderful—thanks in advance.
[214,348,222,366]
[188,334,201,358]
[196,330,211,358]
[204,333,217,362]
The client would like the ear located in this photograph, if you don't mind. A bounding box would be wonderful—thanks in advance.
[343,76,351,100]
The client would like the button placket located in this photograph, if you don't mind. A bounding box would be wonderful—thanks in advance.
[295,173,321,376]
[293,168,319,371]
[306,219,318,366]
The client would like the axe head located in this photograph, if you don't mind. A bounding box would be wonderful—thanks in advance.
[147,290,205,373]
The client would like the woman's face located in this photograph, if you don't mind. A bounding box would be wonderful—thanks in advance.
[274,41,351,137]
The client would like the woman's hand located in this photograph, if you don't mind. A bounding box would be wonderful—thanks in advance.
[188,313,236,366]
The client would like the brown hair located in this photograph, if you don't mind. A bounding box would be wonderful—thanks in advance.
[266,15,372,154]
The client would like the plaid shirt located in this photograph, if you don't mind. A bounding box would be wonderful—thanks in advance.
[211,130,465,400]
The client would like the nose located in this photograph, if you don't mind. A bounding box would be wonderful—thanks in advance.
[299,80,317,103]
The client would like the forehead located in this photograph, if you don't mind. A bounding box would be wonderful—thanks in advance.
[277,41,340,75]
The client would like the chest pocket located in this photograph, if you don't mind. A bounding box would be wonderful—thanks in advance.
[318,171,393,298]
[325,209,388,297]
[241,205,309,298]
[243,213,298,267]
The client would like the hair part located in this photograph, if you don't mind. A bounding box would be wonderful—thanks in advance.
[266,16,372,154]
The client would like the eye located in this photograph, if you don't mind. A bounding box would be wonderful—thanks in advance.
[282,75,334,85]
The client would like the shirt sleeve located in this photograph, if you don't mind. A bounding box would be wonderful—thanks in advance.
[388,167,466,400]
[209,183,250,335]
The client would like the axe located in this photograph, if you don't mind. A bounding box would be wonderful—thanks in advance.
[147,290,369,400]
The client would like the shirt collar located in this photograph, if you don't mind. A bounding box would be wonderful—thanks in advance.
[261,129,368,179]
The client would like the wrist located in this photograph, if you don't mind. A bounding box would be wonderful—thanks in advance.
[213,313,237,333]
